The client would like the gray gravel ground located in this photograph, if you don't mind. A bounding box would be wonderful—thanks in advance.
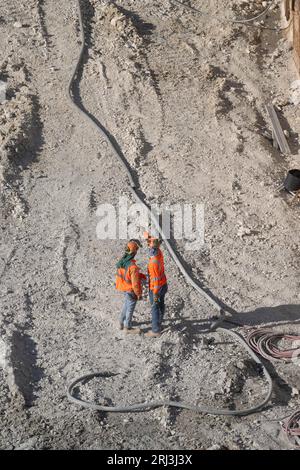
[0,0,299,450]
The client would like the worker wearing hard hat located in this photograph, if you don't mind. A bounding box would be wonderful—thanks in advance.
[144,232,168,338]
[116,240,146,334]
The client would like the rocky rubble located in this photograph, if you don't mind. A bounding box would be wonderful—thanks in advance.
[0,0,299,451]
[87,0,163,170]
[0,59,35,218]
[96,1,143,49]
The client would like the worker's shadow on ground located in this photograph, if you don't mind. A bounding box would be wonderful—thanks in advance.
[228,304,300,329]
[176,304,300,336]
[137,303,300,333]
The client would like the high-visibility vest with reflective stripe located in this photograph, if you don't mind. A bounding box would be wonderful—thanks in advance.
[116,262,135,292]
[148,249,167,292]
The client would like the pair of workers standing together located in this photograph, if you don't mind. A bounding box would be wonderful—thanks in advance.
[115,232,168,338]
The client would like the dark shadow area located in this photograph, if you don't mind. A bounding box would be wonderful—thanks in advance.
[268,368,294,408]
[139,130,154,158]
[223,78,247,97]
[88,186,97,212]
[0,69,9,82]
[167,304,300,337]
[18,95,44,169]
[10,331,44,407]
[228,304,300,329]
[5,94,44,182]
[112,1,156,46]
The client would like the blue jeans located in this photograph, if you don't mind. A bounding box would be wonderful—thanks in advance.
[149,284,168,333]
[120,292,137,328]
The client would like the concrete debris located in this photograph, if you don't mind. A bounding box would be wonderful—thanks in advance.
[0,59,35,218]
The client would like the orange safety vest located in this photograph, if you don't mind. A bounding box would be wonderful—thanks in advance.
[148,248,167,294]
[116,261,142,296]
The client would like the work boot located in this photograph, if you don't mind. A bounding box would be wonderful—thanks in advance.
[119,323,124,330]
[124,327,141,335]
[145,330,161,338]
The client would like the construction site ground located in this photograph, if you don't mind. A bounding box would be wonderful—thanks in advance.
[0,0,299,450]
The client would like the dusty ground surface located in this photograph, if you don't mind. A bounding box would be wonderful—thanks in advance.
[0,0,299,450]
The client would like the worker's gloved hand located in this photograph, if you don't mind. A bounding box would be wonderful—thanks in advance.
[154,295,159,303]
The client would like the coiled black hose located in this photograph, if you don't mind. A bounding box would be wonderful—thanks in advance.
[244,329,300,362]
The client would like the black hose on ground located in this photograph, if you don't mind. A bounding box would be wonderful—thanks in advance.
[67,327,273,416]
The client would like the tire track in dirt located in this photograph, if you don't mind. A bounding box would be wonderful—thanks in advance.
[36,0,50,52]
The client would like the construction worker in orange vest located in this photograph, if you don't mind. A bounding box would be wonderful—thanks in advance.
[143,232,168,338]
[116,240,146,334]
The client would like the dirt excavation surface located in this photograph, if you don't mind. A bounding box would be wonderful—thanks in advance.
[0,0,299,450]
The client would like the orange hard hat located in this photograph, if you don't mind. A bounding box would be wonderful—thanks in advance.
[127,240,141,253]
